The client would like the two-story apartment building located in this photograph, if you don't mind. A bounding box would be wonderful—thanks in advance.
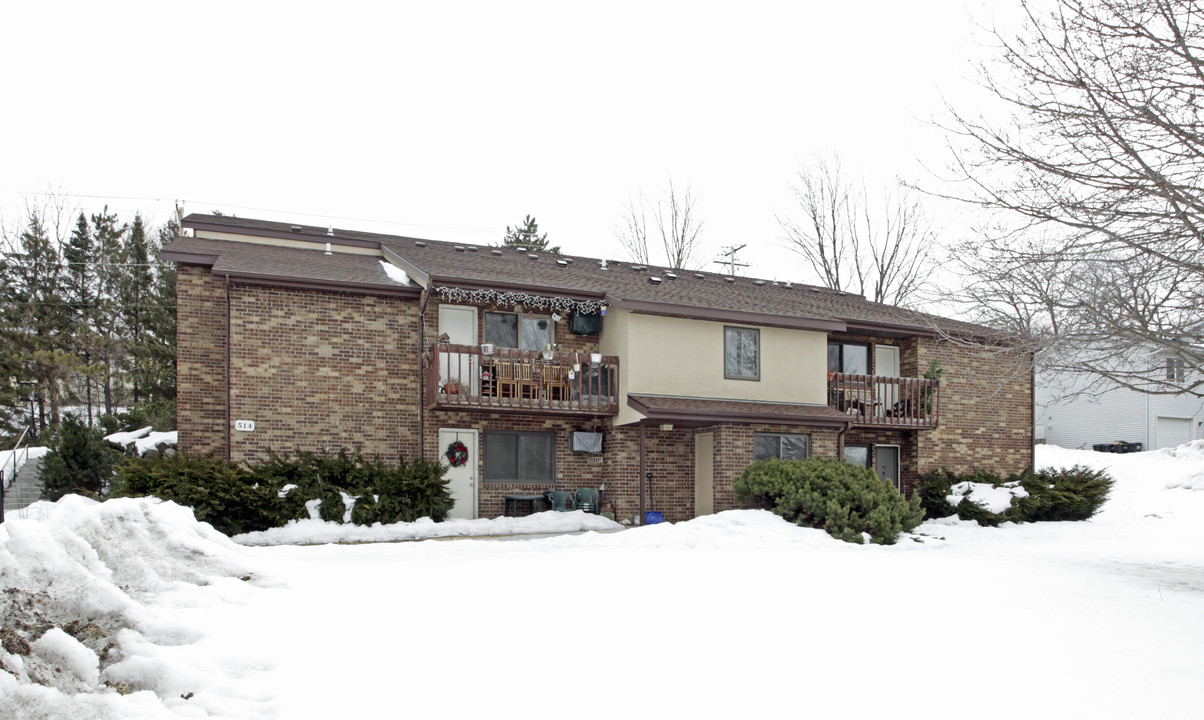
[162,214,1033,523]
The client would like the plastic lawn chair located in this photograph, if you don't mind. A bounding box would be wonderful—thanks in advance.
[574,487,600,514]
[546,490,576,512]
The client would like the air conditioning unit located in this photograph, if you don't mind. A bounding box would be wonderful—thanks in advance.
[571,431,603,454]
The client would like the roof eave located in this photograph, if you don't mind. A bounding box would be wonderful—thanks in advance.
[606,295,847,332]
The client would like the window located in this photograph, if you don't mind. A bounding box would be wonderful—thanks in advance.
[827,341,869,374]
[843,443,871,468]
[754,433,810,461]
[484,431,556,483]
[725,326,760,380]
[485,311,554,351]
[1167,357,1187,383]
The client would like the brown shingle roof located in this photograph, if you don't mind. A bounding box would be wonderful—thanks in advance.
[161,235,418,297]
[174,213,998,338]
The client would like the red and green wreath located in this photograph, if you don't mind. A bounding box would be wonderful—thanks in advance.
[445,440,469,467]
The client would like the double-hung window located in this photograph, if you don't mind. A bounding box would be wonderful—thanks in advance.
[484,431,556,483]
[1167,357,1187,383]
[754,433,810,461]
[725,326,760,380]
[485,311,554,351]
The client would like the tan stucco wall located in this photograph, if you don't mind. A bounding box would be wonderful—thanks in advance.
[606,310,827,424]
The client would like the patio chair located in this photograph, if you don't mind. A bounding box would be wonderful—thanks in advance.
[574,487,600,514]
[546,490,576,511]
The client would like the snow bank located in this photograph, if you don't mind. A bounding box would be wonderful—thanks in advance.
[947,480,1028,513]
[233,509,623,546]
[0,496,262,718]
[103,426,178,456]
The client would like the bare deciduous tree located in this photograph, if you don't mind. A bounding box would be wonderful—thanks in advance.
[779,155,937,308]
[615,181,705,270]
[939,0,1204,396]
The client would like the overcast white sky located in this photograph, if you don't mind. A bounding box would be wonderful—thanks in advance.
[1,1,1009,283]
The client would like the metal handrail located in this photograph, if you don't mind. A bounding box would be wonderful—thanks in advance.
[2,426,31,493]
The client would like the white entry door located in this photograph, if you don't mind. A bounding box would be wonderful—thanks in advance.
[438,305,478,392]
[439,428,478,519]
[875,344,901,410]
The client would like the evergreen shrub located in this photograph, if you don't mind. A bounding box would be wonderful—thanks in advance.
[111,453,281,536]
[39,415,123,501]
[112,448,454,535]
[917,465,1114,525]
[733,458,924,545]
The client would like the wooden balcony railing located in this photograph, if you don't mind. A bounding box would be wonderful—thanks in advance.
[425,344,619,417]
[828,373,940,429]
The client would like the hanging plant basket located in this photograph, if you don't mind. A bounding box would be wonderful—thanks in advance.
[445,440,469,467]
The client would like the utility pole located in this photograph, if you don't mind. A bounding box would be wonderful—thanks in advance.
[713,244,749,275]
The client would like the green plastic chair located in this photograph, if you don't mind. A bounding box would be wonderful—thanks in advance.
[546,490,576,512]
[574,488,600,514]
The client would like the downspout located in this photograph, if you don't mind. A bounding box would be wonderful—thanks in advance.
[418,288,430,458]
[225,274,232,462]
[638,423,646,525]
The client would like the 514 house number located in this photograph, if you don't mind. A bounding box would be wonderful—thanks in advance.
[234,420,256,432]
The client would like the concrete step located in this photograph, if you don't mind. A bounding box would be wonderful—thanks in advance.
[4,455,45,511]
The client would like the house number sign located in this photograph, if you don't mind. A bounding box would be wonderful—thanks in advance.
[235,420,256,432]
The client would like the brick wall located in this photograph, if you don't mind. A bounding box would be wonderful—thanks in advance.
[176,265,229,456]
[910,337,1033,477]
[228,284,420,464]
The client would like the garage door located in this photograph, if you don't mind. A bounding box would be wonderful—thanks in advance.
[1156,416,1191,450]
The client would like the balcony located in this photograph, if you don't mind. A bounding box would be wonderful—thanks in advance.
[828,373,940,429]
[425,344,619,417]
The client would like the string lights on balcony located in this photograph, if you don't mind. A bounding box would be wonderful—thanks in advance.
[434,286,604,315]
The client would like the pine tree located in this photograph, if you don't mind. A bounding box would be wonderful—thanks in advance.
[501,215,560,254]
[62,212,103,425]
[90,207,127,414]
[2,213,75,435]
[120,215,155,404]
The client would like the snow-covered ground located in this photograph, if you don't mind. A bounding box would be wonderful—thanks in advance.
[2,444,1203,719]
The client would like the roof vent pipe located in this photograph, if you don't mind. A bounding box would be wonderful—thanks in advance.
[327,225,334,237]
[600,259,608,270]
[324,242,332,256]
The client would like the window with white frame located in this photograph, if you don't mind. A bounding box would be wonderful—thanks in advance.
[1167,357,1187,383]
[485,311,554,351]
[725,326,760,380]
[754,433,810,461]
